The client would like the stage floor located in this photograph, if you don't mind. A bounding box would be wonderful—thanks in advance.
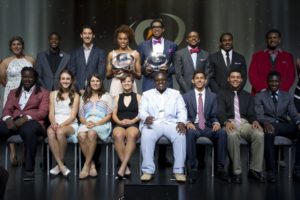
[2,145,300,200]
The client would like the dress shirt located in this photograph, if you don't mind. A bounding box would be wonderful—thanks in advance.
[83,44,93,64]
[188,46,197,68]
[194,88,206,123]
[221,49,232,67]
[152,37,164,54]
[218,89,256,124]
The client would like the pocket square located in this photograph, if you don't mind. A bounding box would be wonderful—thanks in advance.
[200,59,207,62]
[234,62,241,65]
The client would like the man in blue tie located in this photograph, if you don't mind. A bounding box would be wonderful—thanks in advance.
[183,70,228,183]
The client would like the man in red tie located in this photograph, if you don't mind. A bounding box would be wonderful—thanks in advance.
[208,33,247,94]
[174,31,210,94]
[249,29,295,95]
[183,70,228,183]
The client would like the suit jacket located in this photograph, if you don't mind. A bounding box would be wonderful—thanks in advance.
[249,50,295,95]
[139,88,187,129]
[68,45,105,90]
[183,89,219,127]
[36,50,70,91]
[208,51,247,93]
[255,90,300,124]
[2,87,49,128]
[174,47,210,93]
[137,38,177,92]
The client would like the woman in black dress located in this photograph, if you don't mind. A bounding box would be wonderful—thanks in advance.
[112,74,141,179]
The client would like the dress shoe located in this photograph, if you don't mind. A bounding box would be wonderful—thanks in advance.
[266,172,276,183]
[158,159,172,169]
[231,174,242,184]
[24,171,34,181]
[248,169,265,183]
[50,165,60,176]
[174,173,187,182]
[61,166,71,177]
[141,173,152,182]
[215,169,230,183]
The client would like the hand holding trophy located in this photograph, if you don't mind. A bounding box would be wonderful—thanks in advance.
[112,53,135,78]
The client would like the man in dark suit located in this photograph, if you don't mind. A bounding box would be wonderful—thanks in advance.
[0,67,49,181]
[255,71,300,183]
[183,70,228,183]
[218,69,265,184]
[68,25,106,94]
[137,19,177,92]
[249,29,295,95]
[208,33,247,94]
[36,32,70,91]
[137,19,177,167]
[175,31,210,93]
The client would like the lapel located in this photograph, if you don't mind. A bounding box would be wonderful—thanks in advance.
[163,39,168,56]
[195,50,203,69]
[216,51,227,70]
[184,47,195,70]
[146,40,153,54]
[190,90,197,115]
[265,91,276,112]
[42,51,53,77]
[17,88,37,111]
[54,51,67,77]
[79,46,87,67]
[86,46,96,66]
[203,90,210,118]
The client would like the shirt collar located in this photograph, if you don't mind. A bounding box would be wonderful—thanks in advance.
[22,85,35,93]
[155,88,168,95]
[83,43,93,50]
[194,88,205,96]
[264,48,282,53]
[221,49,232,56]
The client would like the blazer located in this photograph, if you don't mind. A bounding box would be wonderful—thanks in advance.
[137,38,177,92]
[255,90,300,124]
[36,50,70,91]
[174,47,210,93]
[249,50,295,95]
[183,89,219,127]
[68,45,105,90]
[139,88,187,129]
[2,87,49,128]
[208,51,247,94]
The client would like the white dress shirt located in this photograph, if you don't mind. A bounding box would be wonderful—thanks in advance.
[188,46,197,68]
[221,49,232,66]
[83,44,93,64]
[152,37,164,54]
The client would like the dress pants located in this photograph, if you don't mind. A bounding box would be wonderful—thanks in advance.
[0,120,44,171]
[141,123,186,174]
[186,126,227,170]
[227,119,264,174]
[265,122,300,172]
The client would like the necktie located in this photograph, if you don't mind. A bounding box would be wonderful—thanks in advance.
[198,93,205,130]
[234,91,241,127]
[153,39,161,45]
[272,92,278,106]
[226,51,230,67]
[190,47,200,54]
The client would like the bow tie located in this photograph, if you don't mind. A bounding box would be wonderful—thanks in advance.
[153,39,161,45]
[190,47,200,54]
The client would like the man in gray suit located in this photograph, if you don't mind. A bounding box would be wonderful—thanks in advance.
[208,33,247,94]
[174,31,210,93]
[255,71,300,183]
[36,32,70,91]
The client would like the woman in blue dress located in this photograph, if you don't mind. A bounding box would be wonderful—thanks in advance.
[77,73,113,179]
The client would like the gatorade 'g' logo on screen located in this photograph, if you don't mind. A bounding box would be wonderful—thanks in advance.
[130,13,186,45]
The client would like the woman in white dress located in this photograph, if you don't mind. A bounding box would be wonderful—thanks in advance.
[0,36,34,166]
[106,25,142,97]
[47,69,79,176]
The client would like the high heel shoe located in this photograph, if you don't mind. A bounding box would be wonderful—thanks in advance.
[79,170,89,179]
[50,165,60,176]
[61,166,71,177]
[89,167,98,177]
[115,173,125,180]
[124,173,131,179]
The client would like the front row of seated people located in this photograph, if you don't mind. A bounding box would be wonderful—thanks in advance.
[1,67,300,184]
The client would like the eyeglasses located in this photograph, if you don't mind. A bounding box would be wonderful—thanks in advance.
[151,26,163,29]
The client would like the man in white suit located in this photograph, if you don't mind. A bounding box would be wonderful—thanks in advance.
[139,72,187,182]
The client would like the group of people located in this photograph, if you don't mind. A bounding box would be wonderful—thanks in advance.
[0,19,300,185]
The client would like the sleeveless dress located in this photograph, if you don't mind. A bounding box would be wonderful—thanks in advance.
[115,92,139,128]
[109,50,137,97]
[78,93,113,141]
[54,91,78,131]
[3,58,33,106]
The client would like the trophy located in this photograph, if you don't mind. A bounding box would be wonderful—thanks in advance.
[111,53,135,78]
[145,52,168,71]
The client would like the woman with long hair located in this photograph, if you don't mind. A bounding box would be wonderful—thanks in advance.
[112,74,141,179]
[77,73,113,179]
[47,69,79,176]
[106,24,141,97]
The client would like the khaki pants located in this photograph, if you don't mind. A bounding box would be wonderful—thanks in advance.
[227,119,264,174]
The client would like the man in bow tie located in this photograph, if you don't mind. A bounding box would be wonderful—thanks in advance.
[249,29,295,95]
[208,33,247,94]
[174,31,210,94]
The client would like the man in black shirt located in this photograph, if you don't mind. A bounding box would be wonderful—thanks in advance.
[218,69,265,184]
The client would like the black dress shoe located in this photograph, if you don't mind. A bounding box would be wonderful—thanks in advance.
[216,169,231,183]
[23,171,34,181]
[231,174,242,184]
[248,169,265,183]
[266,172,276,183]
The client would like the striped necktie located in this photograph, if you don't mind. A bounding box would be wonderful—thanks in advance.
[198,93,205,130]
[234,91,241,127]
